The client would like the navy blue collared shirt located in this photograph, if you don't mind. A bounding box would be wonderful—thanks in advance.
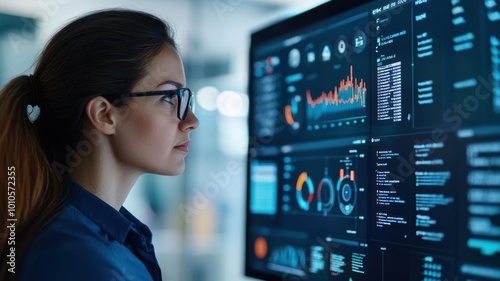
[18,177,162,281]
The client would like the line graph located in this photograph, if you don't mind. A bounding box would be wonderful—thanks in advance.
[306,65,367,124]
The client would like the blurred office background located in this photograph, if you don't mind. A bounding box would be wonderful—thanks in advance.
[0,0,327,280]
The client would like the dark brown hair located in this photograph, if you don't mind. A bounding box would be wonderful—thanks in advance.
[0,9,176,278]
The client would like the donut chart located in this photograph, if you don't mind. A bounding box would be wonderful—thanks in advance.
[296,172,314,211]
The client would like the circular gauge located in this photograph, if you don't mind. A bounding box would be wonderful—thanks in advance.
[335,35,349,59]
[336,170,357,215]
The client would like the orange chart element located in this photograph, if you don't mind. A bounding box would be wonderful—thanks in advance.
[254,237,268,259]
[339,168,355,181]
[284,105,295,125]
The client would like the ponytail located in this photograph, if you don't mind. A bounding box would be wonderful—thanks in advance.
[0,76,67,278]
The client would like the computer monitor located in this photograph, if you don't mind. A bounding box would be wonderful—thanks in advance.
[245,0,500,280]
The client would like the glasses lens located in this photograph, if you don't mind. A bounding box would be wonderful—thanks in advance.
[189,93,195,114]
[179,88,191,120]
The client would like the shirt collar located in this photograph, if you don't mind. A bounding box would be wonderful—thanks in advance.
[64,176,135,244]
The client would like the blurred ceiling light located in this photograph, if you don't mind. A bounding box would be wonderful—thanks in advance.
[196,86,219,111]
[217,90,249,117]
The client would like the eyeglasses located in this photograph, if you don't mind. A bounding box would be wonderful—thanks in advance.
[105,88,194,120]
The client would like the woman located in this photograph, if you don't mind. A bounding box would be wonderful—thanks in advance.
[0,9,199,280]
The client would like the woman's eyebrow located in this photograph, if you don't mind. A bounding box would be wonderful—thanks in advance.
[158,80,184,89]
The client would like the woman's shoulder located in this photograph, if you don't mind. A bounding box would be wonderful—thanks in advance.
[27,203,114,248]
[18,204,152,281]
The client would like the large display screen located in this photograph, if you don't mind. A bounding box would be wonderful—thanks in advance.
[245,0,500,280]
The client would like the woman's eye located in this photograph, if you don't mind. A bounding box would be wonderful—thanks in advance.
[162,95,175,104]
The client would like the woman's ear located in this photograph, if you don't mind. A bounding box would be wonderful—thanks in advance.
[85,96,118,135]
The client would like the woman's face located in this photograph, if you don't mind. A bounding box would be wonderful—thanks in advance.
[112,44,199,176]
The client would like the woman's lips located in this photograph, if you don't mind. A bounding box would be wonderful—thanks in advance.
[175,140,190,153]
